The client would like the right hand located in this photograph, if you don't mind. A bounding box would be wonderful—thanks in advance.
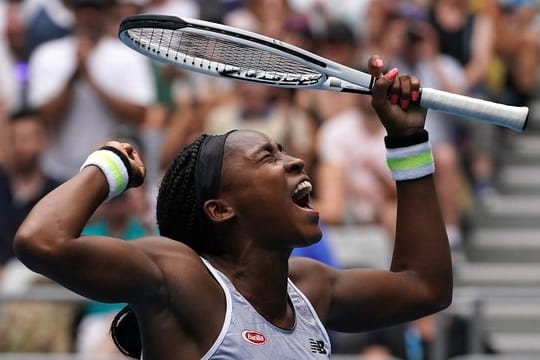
[103,140,146,188]
[367,55,427,137]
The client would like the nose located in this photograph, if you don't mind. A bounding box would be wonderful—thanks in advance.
[284,154,305,173]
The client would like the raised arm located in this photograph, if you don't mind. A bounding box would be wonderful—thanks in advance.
[13,142,166,304]
[293,57,452,332]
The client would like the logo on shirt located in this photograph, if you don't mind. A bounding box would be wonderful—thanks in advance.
[242,330,266,345]
[309,339,328,354]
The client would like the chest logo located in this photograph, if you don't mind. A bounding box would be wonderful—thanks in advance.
[309,339,328,354]
[242,330,266,345]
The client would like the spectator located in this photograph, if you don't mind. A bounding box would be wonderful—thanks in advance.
[204,83,314,167]
[428,0,495,94]
[145,0,200,19]
[343,314,496,359]
[296,19,360,124]
[493,0,539,106]
[391,18,467,253]
[28,0,155,182]
[0,112,77,355]
[0,0,26,113]
[0,110,60,268]
[316,95,395,237]
[22,0,73,55]
[361,0,407,67]
[428,0,498,197]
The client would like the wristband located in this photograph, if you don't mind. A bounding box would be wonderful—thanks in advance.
[385,130,435,181]
[80,147,132,201]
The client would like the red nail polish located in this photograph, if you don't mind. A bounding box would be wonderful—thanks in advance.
[401,99,409,110]
[385,68,399,80]
[412,91,418,102]
[390,95,399,105]
[374,59,383,68]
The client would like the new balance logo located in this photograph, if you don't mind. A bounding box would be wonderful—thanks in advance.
[308,339,327,354]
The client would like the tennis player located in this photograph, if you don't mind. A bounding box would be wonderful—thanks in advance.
[13,56,452,359]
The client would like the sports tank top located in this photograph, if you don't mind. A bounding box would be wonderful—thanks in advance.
[200,257,331,359]
[428,8,475,66]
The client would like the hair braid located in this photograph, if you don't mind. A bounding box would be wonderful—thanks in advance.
[111,135,210,359]
[156,134,208,252]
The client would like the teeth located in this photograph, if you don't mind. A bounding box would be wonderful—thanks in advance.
[293,181,312,196]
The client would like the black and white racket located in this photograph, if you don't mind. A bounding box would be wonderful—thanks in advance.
[119,14,528,132]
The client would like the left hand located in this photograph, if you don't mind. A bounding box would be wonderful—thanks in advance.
[103,140,146,188]
[367,55,427,137]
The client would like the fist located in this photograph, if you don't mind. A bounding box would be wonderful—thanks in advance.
[103,140,146,188]
[367,55,427,137]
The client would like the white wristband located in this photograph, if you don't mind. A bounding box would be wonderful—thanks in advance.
[80,149,130,201]
[386,141,435,181]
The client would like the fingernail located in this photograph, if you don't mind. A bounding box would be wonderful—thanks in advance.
[390,94,399,105]
[401,99,409,110]
[385,68,398,80]
[412,91,418,102]
[374,58,384,68]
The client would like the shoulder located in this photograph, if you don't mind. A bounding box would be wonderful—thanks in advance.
[289,256,335,282]
[130,236,219,293]
[289,257,336,319]
[129,236,227,341]
[130,236,205,271]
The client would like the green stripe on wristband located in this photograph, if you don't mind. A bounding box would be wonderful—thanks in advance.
[95,151,126,196]
[386,140,435,181]
[386,150,434,171]
[80,149,130,201]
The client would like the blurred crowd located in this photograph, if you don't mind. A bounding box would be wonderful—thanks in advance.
[0,0,538,357]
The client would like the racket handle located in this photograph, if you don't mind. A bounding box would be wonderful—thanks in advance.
[419,87,528,132]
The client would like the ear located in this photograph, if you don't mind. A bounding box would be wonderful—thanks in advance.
[203,199,235,224]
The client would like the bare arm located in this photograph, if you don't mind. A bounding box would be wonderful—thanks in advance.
[85,75,147,125]
[292,59,452,332]
[13,142,166,304]
[465,14,494,91]
[36,72,77,127]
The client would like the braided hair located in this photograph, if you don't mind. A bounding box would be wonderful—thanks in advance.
[156,134,214,253]
[111,134,217,358]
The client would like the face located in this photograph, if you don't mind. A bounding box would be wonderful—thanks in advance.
[72,4,108,39]
[219,130,321,248]
[10,117,47,172]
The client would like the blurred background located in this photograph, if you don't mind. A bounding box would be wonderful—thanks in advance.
[1,0,540,359]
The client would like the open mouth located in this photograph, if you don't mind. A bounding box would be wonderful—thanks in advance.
[292,180,312,209]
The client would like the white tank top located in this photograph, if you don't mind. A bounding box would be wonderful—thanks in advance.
[200,257,331,359]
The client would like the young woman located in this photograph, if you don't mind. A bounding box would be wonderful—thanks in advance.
[13,56,452,359]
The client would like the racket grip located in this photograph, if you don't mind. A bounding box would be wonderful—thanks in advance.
[419,87,528,132]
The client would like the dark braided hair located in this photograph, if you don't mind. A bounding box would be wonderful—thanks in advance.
[111,134,217,358]
[156,134,213,253]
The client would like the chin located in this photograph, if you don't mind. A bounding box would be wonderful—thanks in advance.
[296,227,323,248]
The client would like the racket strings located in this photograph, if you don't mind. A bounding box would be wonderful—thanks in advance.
[126,27,323,84]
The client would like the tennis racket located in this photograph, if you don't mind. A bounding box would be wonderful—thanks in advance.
[119,14,528,132]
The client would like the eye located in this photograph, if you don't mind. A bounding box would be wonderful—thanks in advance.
[263,151,277,162]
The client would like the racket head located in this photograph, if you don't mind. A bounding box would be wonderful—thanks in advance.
[118,14,330,89]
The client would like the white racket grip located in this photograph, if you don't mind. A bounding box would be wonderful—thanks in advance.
[420,87,528,132]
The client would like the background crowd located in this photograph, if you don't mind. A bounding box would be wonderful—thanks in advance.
[0,0,538,358]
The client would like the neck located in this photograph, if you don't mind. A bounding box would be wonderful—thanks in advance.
[205,244,293,327]
[9,167,45,203]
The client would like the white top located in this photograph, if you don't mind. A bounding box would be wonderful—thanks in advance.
[199,257,331,359]
[318,108,390,223]
[28,35,156,180]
